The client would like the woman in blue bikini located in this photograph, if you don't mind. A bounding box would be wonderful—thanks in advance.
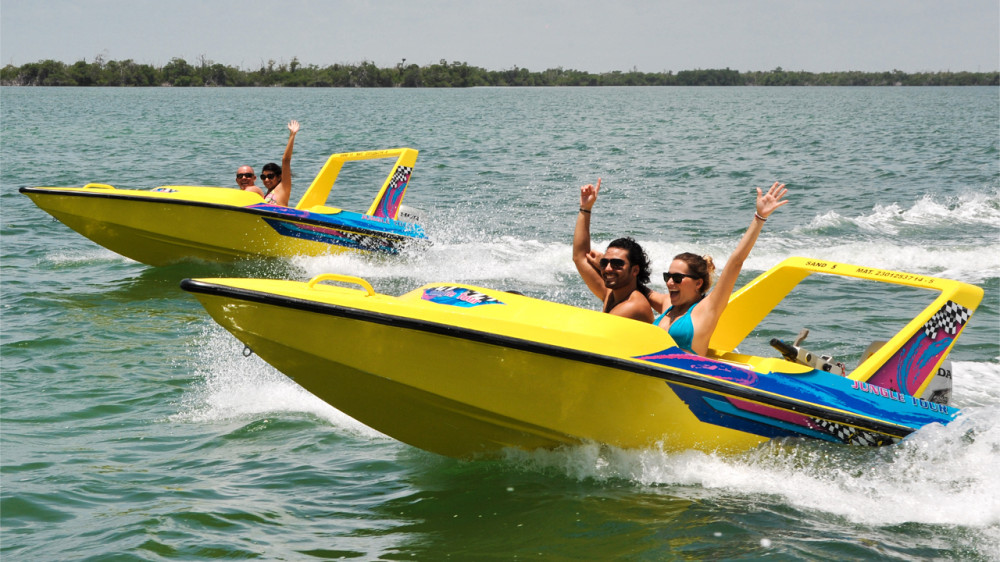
[654,181,788,355]
[582,181,789,355]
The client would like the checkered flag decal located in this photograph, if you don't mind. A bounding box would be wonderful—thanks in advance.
[389,166,412,189]
[812,418,897,447]
[923,300,971,340]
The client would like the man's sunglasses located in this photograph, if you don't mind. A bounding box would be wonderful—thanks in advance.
[236,173,255,179]
[663,272,697,284]
[260,173,277,180]
[599,258,627,270]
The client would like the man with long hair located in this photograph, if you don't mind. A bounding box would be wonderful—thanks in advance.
[572,178,654,323]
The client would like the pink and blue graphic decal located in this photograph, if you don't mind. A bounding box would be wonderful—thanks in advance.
[245,203,426,254]
[686,391,897,446]
[263,219,398,253]
[866,300,971,395]
[422,286,505,308]
[246,203,424,238]
[633,347,955,445]
[371,166,412,219]
[635,349,760,385]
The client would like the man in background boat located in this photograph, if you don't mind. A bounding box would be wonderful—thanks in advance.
[573,178,655,323]
[235,166,265,197]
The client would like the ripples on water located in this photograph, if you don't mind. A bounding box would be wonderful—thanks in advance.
[2,87,998,560]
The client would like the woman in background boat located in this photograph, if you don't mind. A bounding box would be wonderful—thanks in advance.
[583,181,789,355]
[259,119,301,206]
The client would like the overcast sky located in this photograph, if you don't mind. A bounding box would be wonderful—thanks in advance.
[2,0,997,73]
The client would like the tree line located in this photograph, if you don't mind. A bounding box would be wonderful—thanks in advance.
[2,57,997,87]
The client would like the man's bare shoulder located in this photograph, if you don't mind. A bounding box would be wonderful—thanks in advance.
[611,291,654,323]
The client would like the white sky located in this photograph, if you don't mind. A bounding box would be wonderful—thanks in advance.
[1,0,997,73]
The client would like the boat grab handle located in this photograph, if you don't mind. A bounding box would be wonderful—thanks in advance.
[83,183,115,189]
[307,273,375,296]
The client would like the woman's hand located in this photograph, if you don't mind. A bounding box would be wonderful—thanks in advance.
[756,182,789,219]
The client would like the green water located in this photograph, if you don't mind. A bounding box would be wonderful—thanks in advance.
[2,86,999,560]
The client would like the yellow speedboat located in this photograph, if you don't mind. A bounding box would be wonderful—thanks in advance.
[20,148,427,265]
[182,257,983,459]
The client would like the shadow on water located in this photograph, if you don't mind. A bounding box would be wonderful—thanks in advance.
[340,438,996,560]
[27,257,307,308]
[349,452,885,561]
[346,457,703,560]
[1,256,308,370]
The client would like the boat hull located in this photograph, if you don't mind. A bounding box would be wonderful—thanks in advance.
[186,285,767,457]
[181,266,965,459]
[21,186,426,266]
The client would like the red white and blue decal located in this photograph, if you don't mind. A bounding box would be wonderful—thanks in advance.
[422,286,505,308]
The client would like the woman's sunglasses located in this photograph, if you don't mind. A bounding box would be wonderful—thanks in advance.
[663,272,697,284]
[599,258,627,270]
[260,173,277,180]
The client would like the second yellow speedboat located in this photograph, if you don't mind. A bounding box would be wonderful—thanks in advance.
[20,148,428,265]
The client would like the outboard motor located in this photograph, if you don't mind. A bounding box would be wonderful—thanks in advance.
[398,205,425,224]
[919,359,953,405]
